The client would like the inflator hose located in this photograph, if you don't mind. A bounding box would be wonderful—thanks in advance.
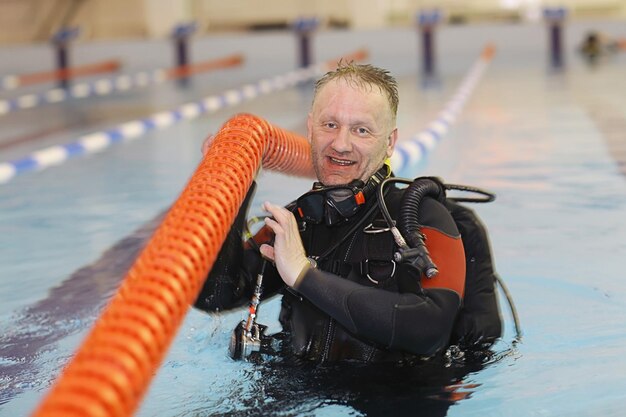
[397,178,445,277]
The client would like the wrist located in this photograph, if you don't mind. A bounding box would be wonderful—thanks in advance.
[293,257,317,289]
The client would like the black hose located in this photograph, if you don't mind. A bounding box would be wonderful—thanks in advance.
[398,178,444,248]
[494,273,523,340]
[377,177,405,228]
[445,183,496,203]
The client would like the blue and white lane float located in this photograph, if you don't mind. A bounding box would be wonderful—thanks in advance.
[0,71,166,116]
[0,55,243,117]
[390,44,495,173]
[1,74,20,91]
[0,49,369,185]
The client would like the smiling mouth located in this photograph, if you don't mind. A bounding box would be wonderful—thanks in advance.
[328,156,355,166]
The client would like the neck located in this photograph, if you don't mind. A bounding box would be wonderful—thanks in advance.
[361,164,391,198]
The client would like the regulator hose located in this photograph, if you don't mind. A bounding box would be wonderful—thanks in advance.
[375,177,445,278]
[397,177,445,248]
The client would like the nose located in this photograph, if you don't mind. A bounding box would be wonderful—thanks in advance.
[330,127,352,153]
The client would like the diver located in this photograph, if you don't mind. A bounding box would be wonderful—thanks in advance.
[578,30,623,63]
[194,62,505,364]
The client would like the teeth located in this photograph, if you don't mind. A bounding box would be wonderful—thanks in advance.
[329,157,353,166]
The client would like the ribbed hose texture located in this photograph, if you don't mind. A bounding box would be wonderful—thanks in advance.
[32,113,314,417]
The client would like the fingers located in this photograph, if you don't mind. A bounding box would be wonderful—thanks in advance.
[201,134,215,156]
[261,201,308,287]
[262,202,296,228]
[259,243,275,261]
[262,202,299,243]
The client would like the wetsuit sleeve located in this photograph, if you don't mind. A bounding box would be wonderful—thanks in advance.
[295,267,461,356]
[194,241,283,312]
[193,183,285,313]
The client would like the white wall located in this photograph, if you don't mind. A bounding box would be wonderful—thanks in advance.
[144,0,193,38]
[0,0,624,43]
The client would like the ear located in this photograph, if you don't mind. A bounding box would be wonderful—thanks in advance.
[386,128,398,158]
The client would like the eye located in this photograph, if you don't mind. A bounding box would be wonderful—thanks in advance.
[323,121,337,129]
[355,126,370,136]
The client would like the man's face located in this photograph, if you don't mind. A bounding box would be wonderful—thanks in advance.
[307,78,397,186]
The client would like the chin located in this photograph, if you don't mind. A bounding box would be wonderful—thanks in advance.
[321,174,356,186]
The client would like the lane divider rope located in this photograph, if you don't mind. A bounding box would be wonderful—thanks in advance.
[0,49,368,185]
[390,44,495,173]
[0,54,244,117]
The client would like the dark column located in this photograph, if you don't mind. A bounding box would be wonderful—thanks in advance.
[417,10,442,85]
[172,22,197,87]
[543,7,567,70]
[51,27,80,89]
[294,17,320,69]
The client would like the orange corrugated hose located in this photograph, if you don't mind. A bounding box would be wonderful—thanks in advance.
[31,114,315,417]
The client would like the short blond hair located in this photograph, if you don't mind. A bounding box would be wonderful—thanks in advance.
[313,61,399,122]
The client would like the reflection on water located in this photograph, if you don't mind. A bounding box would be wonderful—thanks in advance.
[196,348,516,417]
[0,211,165,407]
[255,358,480,417]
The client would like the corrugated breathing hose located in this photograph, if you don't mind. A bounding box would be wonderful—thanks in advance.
[31,113,315,417]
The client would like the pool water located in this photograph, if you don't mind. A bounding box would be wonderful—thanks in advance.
[2,22,626,416]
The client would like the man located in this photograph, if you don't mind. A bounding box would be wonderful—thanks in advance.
[195,62,500,362]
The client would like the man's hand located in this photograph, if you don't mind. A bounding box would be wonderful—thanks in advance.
[201,134,214,156]
[260,201,309,287]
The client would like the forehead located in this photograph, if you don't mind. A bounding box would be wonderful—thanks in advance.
[315,77,385,101]
[312,78,391,119]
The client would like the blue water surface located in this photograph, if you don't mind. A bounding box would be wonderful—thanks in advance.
[2,22,626,417]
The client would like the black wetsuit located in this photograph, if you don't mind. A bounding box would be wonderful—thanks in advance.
[194,172,486,363]
[281,185,464,362]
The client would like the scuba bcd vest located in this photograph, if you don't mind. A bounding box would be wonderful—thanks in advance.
[300,175,509,350]
[293,173,511,351]
[378,176,508,349]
